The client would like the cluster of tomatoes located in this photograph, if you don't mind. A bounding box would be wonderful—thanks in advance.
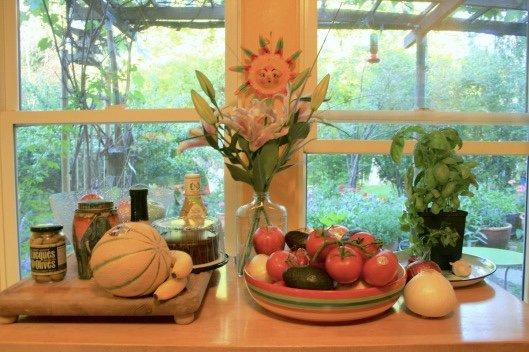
[252,225,400,288]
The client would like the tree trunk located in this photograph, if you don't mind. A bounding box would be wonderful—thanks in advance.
[347,154,361,189]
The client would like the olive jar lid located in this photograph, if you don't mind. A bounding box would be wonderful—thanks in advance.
[30,224,64,232]
[77,200,114,211]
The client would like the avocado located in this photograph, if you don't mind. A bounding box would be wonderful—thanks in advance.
[283,266,334,290]
[285,230,309,251]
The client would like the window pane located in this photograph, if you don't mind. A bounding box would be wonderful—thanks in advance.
[318,2,527,112]
[307,153,527,298]
[19,1,225,111]
[317,122,529,141]
[16,123,224,277]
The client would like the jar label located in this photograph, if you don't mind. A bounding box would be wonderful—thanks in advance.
[30,243,67,275]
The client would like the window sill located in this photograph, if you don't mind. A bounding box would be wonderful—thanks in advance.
[0,260,528,352]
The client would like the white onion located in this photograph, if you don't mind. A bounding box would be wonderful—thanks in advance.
[246,254,273,283]
[404,269,457,318]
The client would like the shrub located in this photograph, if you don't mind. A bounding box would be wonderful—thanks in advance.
[307,188,404,246]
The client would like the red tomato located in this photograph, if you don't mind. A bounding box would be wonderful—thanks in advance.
[328,225,349,240]
[80,193,103,201]
[266,250,297,282]
[325,246,363,284]
[273,281,286,286]
[362,250,399,287]
[349,232,381,258]
[344,244,365,263]
[306,228,339,262]
[253,226,285,255]
[292,248,310,266]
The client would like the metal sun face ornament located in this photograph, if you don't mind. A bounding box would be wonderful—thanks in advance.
[230,36,300,97]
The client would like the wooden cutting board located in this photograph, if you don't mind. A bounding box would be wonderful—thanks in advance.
[0,257,212,324]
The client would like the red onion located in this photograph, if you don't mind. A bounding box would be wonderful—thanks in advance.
[406,260,442,282]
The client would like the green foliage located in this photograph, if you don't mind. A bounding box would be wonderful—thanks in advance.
[464,189,522,228]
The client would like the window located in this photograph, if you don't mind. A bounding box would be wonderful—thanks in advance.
[15,123,224,277]
[2,1,529,301]
[19,0,225,110]
[0,0,237,287]
[314,0,529,299]
[307,153,528,297]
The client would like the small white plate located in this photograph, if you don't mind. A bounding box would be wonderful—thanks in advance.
[443,253,496,287]
[397,252,497,288]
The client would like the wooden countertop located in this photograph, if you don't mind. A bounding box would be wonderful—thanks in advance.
[0,259,529,352]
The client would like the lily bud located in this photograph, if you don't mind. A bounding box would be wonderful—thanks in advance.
[191,90,216,125]
[311,74,330,111]
[195,70,216,101]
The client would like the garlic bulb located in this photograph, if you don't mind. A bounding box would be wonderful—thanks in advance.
[246,254,273,283]
[404,269,457,318]
[450,259,472,277]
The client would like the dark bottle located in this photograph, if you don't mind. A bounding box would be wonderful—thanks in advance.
[130,187,149,223]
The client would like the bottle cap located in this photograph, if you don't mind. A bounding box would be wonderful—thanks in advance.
[30,224,64,233]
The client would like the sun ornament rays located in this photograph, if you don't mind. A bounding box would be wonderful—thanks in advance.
[230,36,301,97]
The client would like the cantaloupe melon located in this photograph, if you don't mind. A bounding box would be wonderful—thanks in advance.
[89,222,173,298]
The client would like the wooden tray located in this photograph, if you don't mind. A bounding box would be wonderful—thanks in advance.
[0,257,212,325]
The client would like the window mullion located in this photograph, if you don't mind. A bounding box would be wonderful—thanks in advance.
[3,0,18,111]
[305,140,529,156]
[8,108,201,125]
[321,110,529,126]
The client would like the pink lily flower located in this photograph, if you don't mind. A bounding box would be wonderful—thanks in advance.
[220,98,289,151]
[176,122,217,154]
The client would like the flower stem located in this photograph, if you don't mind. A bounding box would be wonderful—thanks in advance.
[237,205,263,276]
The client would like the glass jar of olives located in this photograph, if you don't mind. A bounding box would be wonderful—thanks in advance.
[29,224,67,283]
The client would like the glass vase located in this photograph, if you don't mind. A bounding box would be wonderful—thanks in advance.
[235,191,287,277]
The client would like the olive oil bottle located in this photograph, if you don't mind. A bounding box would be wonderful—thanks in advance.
[179,174,207,227]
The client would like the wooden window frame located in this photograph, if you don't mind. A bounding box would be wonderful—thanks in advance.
[0,0,242,288]
[1,1,529,303]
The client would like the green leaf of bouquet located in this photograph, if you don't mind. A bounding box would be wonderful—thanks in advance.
[204,132,218,150]
[253,141,279,191]
[278,164,293,172]
[289,122,310,142]
[225,163,253,185]
[236,134,251,154]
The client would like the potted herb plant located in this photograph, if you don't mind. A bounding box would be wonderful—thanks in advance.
[390,126,479,269]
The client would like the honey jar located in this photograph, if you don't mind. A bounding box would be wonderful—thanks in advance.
[29,224,67,283]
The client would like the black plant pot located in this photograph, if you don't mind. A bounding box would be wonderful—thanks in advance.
[418,210,468,270]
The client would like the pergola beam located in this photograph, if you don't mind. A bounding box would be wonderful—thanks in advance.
[411,0,527,11]
[404,0,465,48]
[81,0,135,39]
[73,5,224,22]
[319,9,527,36]
[71,5,527,37]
